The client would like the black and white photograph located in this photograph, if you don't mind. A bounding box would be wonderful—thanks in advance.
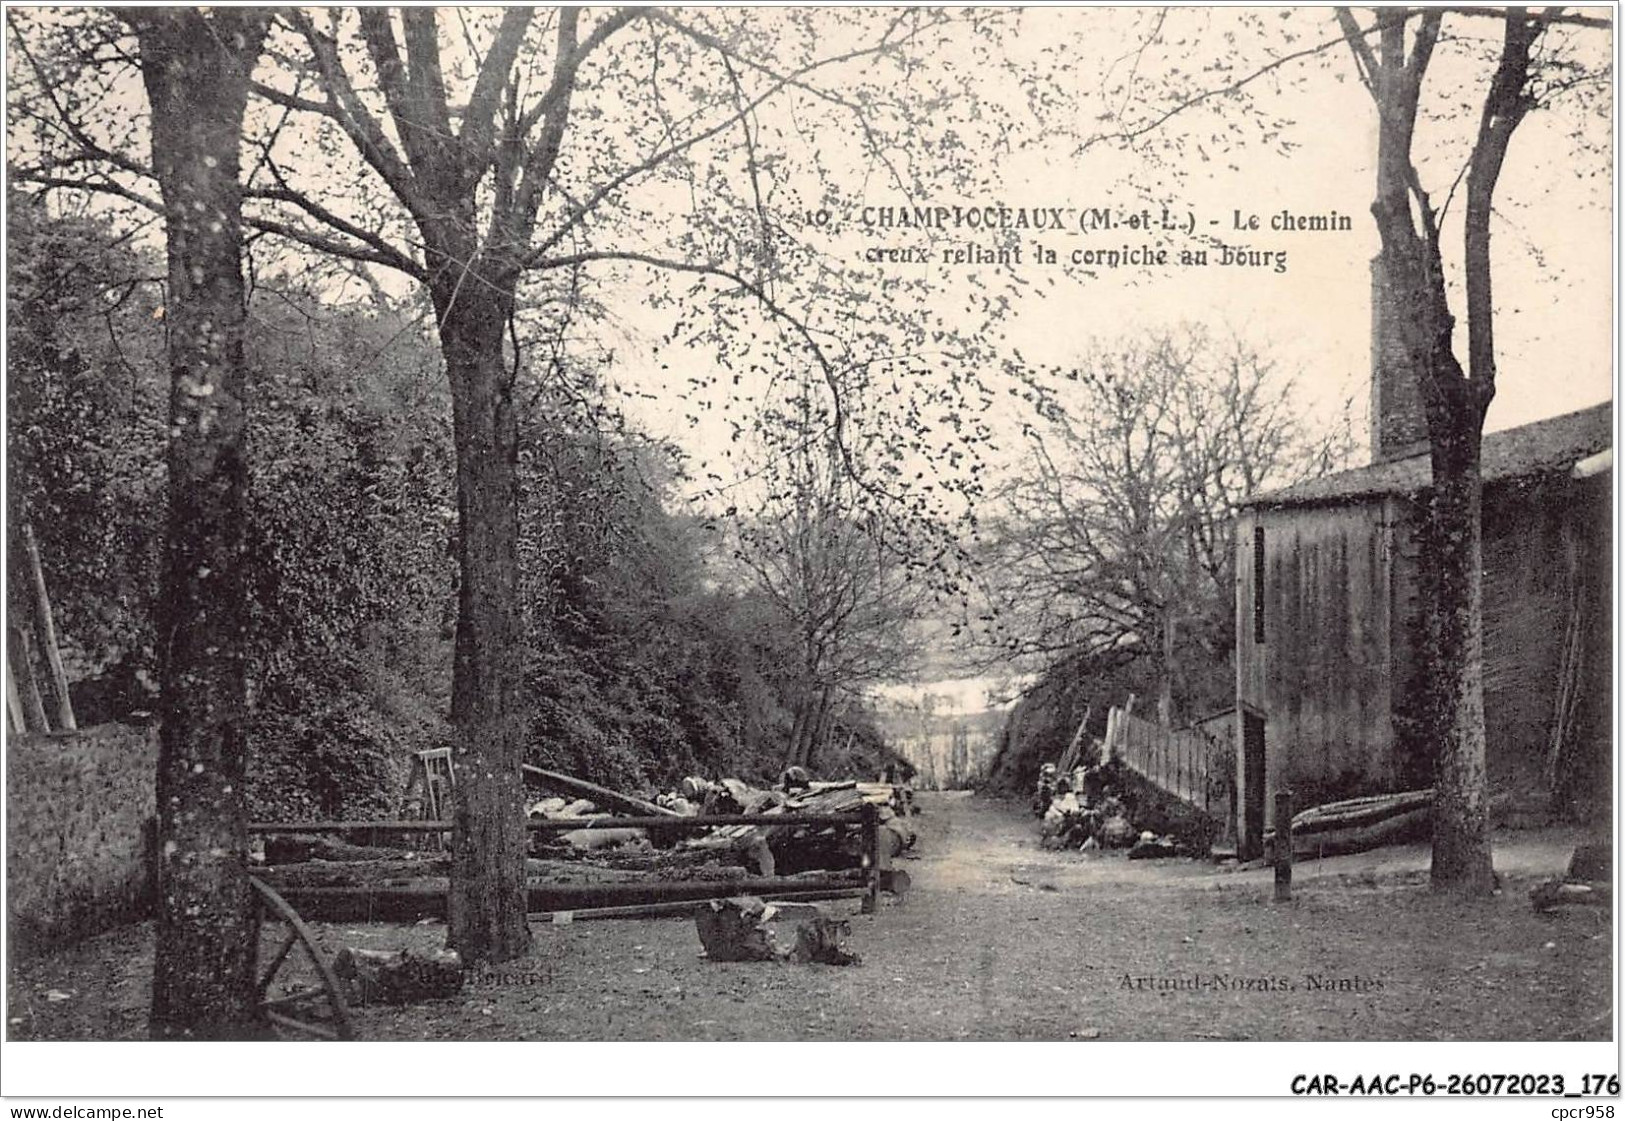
[1,2,1617,1107]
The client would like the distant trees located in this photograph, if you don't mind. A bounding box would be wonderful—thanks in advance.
[979,325,1351,723]
[518,402,774,790]
[733,432,929,772]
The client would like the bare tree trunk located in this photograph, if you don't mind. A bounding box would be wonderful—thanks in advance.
[128,8,271,1039]
[1344,7,1515,898]
[434,277,532,966]
[805,686,835,772]
[787,700,811,769]
[1425,429,1496,892]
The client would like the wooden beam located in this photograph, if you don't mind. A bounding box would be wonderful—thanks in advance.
[6,661,27,734]
[8,626,49,734]
[22,525,75,731]
[529,887,869,924]
[247,811,865,834]
[272,874,869,922]
[521,764,678,818]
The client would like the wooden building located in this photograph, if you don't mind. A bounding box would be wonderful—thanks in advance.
[1232,269,1611,857]
[1234,403,1611,856]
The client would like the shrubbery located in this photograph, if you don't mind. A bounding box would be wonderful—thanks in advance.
[10,205,889,818]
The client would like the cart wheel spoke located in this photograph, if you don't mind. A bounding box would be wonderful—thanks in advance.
[258,927,301,997]
[250,876,356,1041]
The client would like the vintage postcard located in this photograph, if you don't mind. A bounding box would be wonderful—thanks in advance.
[2,4,1615,1108]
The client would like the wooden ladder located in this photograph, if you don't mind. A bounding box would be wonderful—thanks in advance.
[414,748,454,848]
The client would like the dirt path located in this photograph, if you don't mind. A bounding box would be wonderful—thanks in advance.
[7,791,1610,1041]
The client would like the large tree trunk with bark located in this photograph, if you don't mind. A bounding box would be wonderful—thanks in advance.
[1347,7,1533,897]
[433,265,532,966]
[1423,429,1496,892]
[130,8,271,1039]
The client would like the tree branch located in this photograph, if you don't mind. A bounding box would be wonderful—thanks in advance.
[289,9,426,224]
[243,174,424,279]
[455,7,535,189]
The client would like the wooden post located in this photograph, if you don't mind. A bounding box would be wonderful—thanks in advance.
[6,661,26,734]
[1274,789,1293,902]
[860,802,880,914]
[8,626,49,733]
[22,524,75,731]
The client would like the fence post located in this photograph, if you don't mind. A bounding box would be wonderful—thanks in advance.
[861,802,880,914]
[1274,789,1293,902]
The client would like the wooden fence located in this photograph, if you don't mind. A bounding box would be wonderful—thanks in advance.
[1104,705,1226,814]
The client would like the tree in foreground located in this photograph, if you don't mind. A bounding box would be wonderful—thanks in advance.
[1334,5,1608,892]
[233,8,1022,958]
[12,5,1037,964]
[116,6,273,1038]
[1086,6,1607,895]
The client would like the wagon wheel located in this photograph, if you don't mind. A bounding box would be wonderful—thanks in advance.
[250,876,356,1041]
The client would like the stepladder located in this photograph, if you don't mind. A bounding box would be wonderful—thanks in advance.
[408,748,454,849]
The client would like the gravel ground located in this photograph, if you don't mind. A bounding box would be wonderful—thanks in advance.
[6,791,1611,1041]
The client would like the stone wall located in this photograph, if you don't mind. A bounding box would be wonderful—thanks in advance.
[7,724,157,956]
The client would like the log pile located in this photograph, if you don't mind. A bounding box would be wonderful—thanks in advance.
[684,779,914,875]
[254,766,916,924]
[1039,785,1138,852]
[333,946,464,1004]
[694,896,861,965]
[1271,790,1434,861]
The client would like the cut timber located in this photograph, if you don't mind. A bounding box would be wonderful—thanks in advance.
[1056,706,1092,776]
[558,827,646,851]
[1291,789,1434,834]
[530,887,869,924]
[277,873,865,922]
[1530,880,1613,913]
[1278,789,1434,858]
[694,896,860,965]
[686,783,869,866]
[521,764,677,819]
[332,946,463,1005]
[22,525,75,731]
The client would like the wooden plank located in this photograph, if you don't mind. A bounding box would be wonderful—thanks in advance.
[521,764,677,818]
[8,626,49,734]
[6,661,27,734]
[531,812,861,831]
[275,874,868,922]
[247,812,865,835]
[22,525,75,731]
[529,887,869,924]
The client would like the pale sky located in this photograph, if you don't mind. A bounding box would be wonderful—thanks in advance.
[11,7,1611,527]
[605,6,1614,501]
